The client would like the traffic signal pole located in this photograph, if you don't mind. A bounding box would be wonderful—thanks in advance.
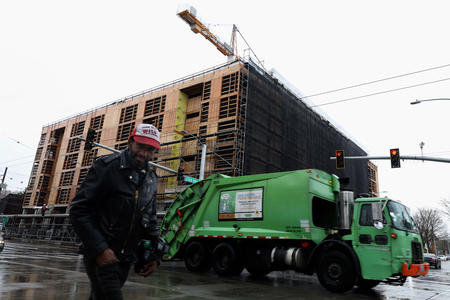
[0,167,7,194]
[330,155,450,163]
[76,137,177,174]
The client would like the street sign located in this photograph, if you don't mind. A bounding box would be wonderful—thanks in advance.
[1,217,8,223]
[184,175,199,184]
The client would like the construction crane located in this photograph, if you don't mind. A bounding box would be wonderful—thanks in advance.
[177,6,237,59]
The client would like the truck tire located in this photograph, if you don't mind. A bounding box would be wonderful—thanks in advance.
[184,241,211,272]
[245,247,271,277]
[317,250,356,293]
[212,242,244,276]
[356,279,380,289]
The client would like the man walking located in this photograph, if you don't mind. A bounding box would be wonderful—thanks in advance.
[70,124,161,300]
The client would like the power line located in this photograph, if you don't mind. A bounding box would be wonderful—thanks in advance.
[302,63,450,100]
[311,77,450,107]
[8,137,35,151]
[4,160,34,168]
[0,155,35,165]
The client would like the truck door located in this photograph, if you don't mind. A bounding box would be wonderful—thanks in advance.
[354,203,392,280]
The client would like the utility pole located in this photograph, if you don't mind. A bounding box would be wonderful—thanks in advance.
[199,143,207,180]
[179,130,207,180]
[0,167,7,195]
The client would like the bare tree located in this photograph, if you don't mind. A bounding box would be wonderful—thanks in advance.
[440,199,450,218]
[413,208,445,253]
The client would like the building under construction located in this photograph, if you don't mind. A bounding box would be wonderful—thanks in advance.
[5,59,378,241]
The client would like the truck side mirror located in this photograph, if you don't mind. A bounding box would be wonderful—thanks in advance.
[371,203,384,230]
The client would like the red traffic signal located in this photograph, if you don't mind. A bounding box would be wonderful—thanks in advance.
[390,148,400,168]
[336,150,345,169]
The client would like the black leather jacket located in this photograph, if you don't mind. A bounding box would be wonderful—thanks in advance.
[69,149,158,261]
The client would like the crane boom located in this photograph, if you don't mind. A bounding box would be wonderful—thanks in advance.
[177,8,235,57]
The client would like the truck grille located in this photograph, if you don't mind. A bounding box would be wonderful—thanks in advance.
[411,240,423,263]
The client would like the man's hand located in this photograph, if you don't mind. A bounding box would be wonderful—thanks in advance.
[96,248,119,266]
[137,260,158,277]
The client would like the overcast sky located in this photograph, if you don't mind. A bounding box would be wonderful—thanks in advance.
[1,0,450,217]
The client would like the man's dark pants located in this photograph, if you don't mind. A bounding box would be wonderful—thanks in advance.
[83,257,131,300]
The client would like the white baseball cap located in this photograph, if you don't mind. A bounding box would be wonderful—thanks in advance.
[130,124,161,149]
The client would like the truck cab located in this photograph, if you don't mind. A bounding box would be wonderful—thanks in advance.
[347,197,426,285]
[351,198,425,280]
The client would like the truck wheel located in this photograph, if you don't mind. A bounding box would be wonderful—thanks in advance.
[184,241,211,272]
[317,250,356,293]
[356,279,380,289]
[212,242,244,276]
[245,247,271,277]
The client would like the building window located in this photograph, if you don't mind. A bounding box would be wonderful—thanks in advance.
[143,115,164,132]
[46,145,57,159]
[221,72,239,95]
[41,160,54,175]
[37,175,51,190]
[217,120,236,143]
[90,115,105,130]
[144,96,166,116]
[202,81,211,100]
[71,121,86,137]
[59,170,75,186]
[119,104,138,124]
[82,149,98,167]
[200,102,209,122]
[23,192,32,206]
[214,145,234,170]
[27,176,36,190]
[63,153,78,169]
[114,142,128,151]
[39,133,47,146]
[56,188,72,204]
[219,95,237,119]
[78,168,89,185]
[116,122,135,142]
[31,162,39,176]
[67,138,82,153]
[34,147,43,161]
[199,125,207,143]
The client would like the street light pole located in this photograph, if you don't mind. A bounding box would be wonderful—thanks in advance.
[180,130,207,180]
[199,143,207,180]
[410,98,450,105]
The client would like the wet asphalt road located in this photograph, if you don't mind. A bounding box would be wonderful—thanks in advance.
[1,240,450,299]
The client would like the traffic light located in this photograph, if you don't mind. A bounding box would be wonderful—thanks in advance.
[336,150,345,169]
[390,148,401,168]
[177,167,184,182]
[84,128,97,151]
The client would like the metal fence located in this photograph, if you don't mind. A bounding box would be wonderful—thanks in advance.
[2,216,79,243]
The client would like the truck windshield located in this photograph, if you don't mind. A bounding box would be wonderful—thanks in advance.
[387,201,418,233]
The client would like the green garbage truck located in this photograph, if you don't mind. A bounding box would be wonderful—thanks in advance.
[160,169,429,292]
